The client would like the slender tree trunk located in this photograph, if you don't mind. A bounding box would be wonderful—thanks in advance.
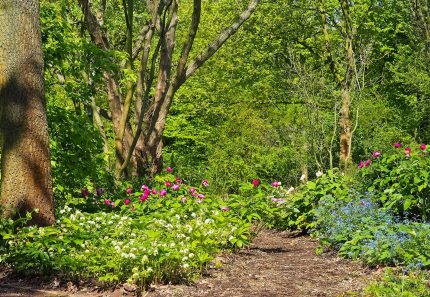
[339,88,351,169]
[0,0,55,226]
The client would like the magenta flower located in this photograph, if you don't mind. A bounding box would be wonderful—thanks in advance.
[160,189,167,196]
[272,181,280,187]
[189,188,197,196]
[126,188,133,194]
[365,159,371,167]
[104,199,111,205]
[252,179,259,188]
[372,151,381,158]
[358,161,364,169]
[181,196,187,203]
[420,144,427,150]
[202,179,209,187]
[405,147,411,151]
[394,143,401,148]
[141,184,149,191]
[96,188,103,196]
[81,188,89,197]
[175,177,182,184]
[166,166,173,173]
[172,184,180,191]
[221,206,229,212]
[197,193,205,199]
[111,202,115,208]
[140,193,149,202]
[124,199,131,205]
[165,181,172,187]
[151,189,158,195]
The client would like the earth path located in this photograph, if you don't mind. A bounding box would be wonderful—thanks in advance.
[0,230,377,297]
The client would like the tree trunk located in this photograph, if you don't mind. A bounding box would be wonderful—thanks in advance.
[339,88,351,170]
[0,0,55,226]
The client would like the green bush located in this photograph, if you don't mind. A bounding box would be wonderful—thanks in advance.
[359,144,430,220]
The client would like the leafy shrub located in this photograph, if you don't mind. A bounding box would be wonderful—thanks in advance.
[283,169,351,231]
[364,269,430,297]
[359,144,430,220]
[48,106,112,210]
[314,194,430,267]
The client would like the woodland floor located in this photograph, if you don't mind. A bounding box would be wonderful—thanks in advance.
[0,230,379,297]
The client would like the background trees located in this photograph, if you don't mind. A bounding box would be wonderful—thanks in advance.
[13,0,427,205]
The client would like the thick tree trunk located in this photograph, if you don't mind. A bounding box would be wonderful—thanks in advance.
[0,0,55,226]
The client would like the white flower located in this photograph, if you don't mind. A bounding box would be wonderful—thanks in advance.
[188,253,194,258]
[287,187,295,194]
[182,263,189,269]
[300,174,306,182]
[316,170,323,178]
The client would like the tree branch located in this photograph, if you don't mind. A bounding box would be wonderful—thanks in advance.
[183,0,260,82]
[174,0,201,86]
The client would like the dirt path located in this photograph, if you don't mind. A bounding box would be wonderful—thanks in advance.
[0,230,377,297]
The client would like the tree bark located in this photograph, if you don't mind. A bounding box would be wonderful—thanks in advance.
[0,0,55,226]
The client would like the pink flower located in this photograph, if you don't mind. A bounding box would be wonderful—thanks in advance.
[420,144,427,150]
[221,206,229,212]
[405,147,411,151]
[104,199,111,205]
[140,193,148,202]
[160,189,167,196]
[372,151,381,158]
[252,179,259,188]
[111,202,115,208]
[197,193,205,199]
[175,177,182,184]
[394,143,401,148]
[151,189,158,195]
[172,184,180,191]
[126,188,133,194]
[202,179,209,187]
[189,188,197,196]
[365,159,371,167]
[140,189,150,202]
[181,196,187,203]
[81,188,89,197]
[124,199,131,205]
[141,184,149,191]
[358,161,364,169]
[166,166,173,173]
[196,199,202,204]
[165,181,172,187]
[405,150,411,157]
[272,181,280,187]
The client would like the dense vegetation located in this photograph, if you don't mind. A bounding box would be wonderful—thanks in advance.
[1,0,430,295]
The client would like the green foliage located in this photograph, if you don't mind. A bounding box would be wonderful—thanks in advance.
[48,106,111,210]
[364,269,430,297]
[0,176,252,286]
[359,146,430,220]
[283,169,351,231]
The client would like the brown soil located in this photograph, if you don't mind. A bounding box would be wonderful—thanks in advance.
[0,230,378,297]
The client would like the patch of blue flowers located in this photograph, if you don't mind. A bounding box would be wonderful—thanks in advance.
[314,193,430,268]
